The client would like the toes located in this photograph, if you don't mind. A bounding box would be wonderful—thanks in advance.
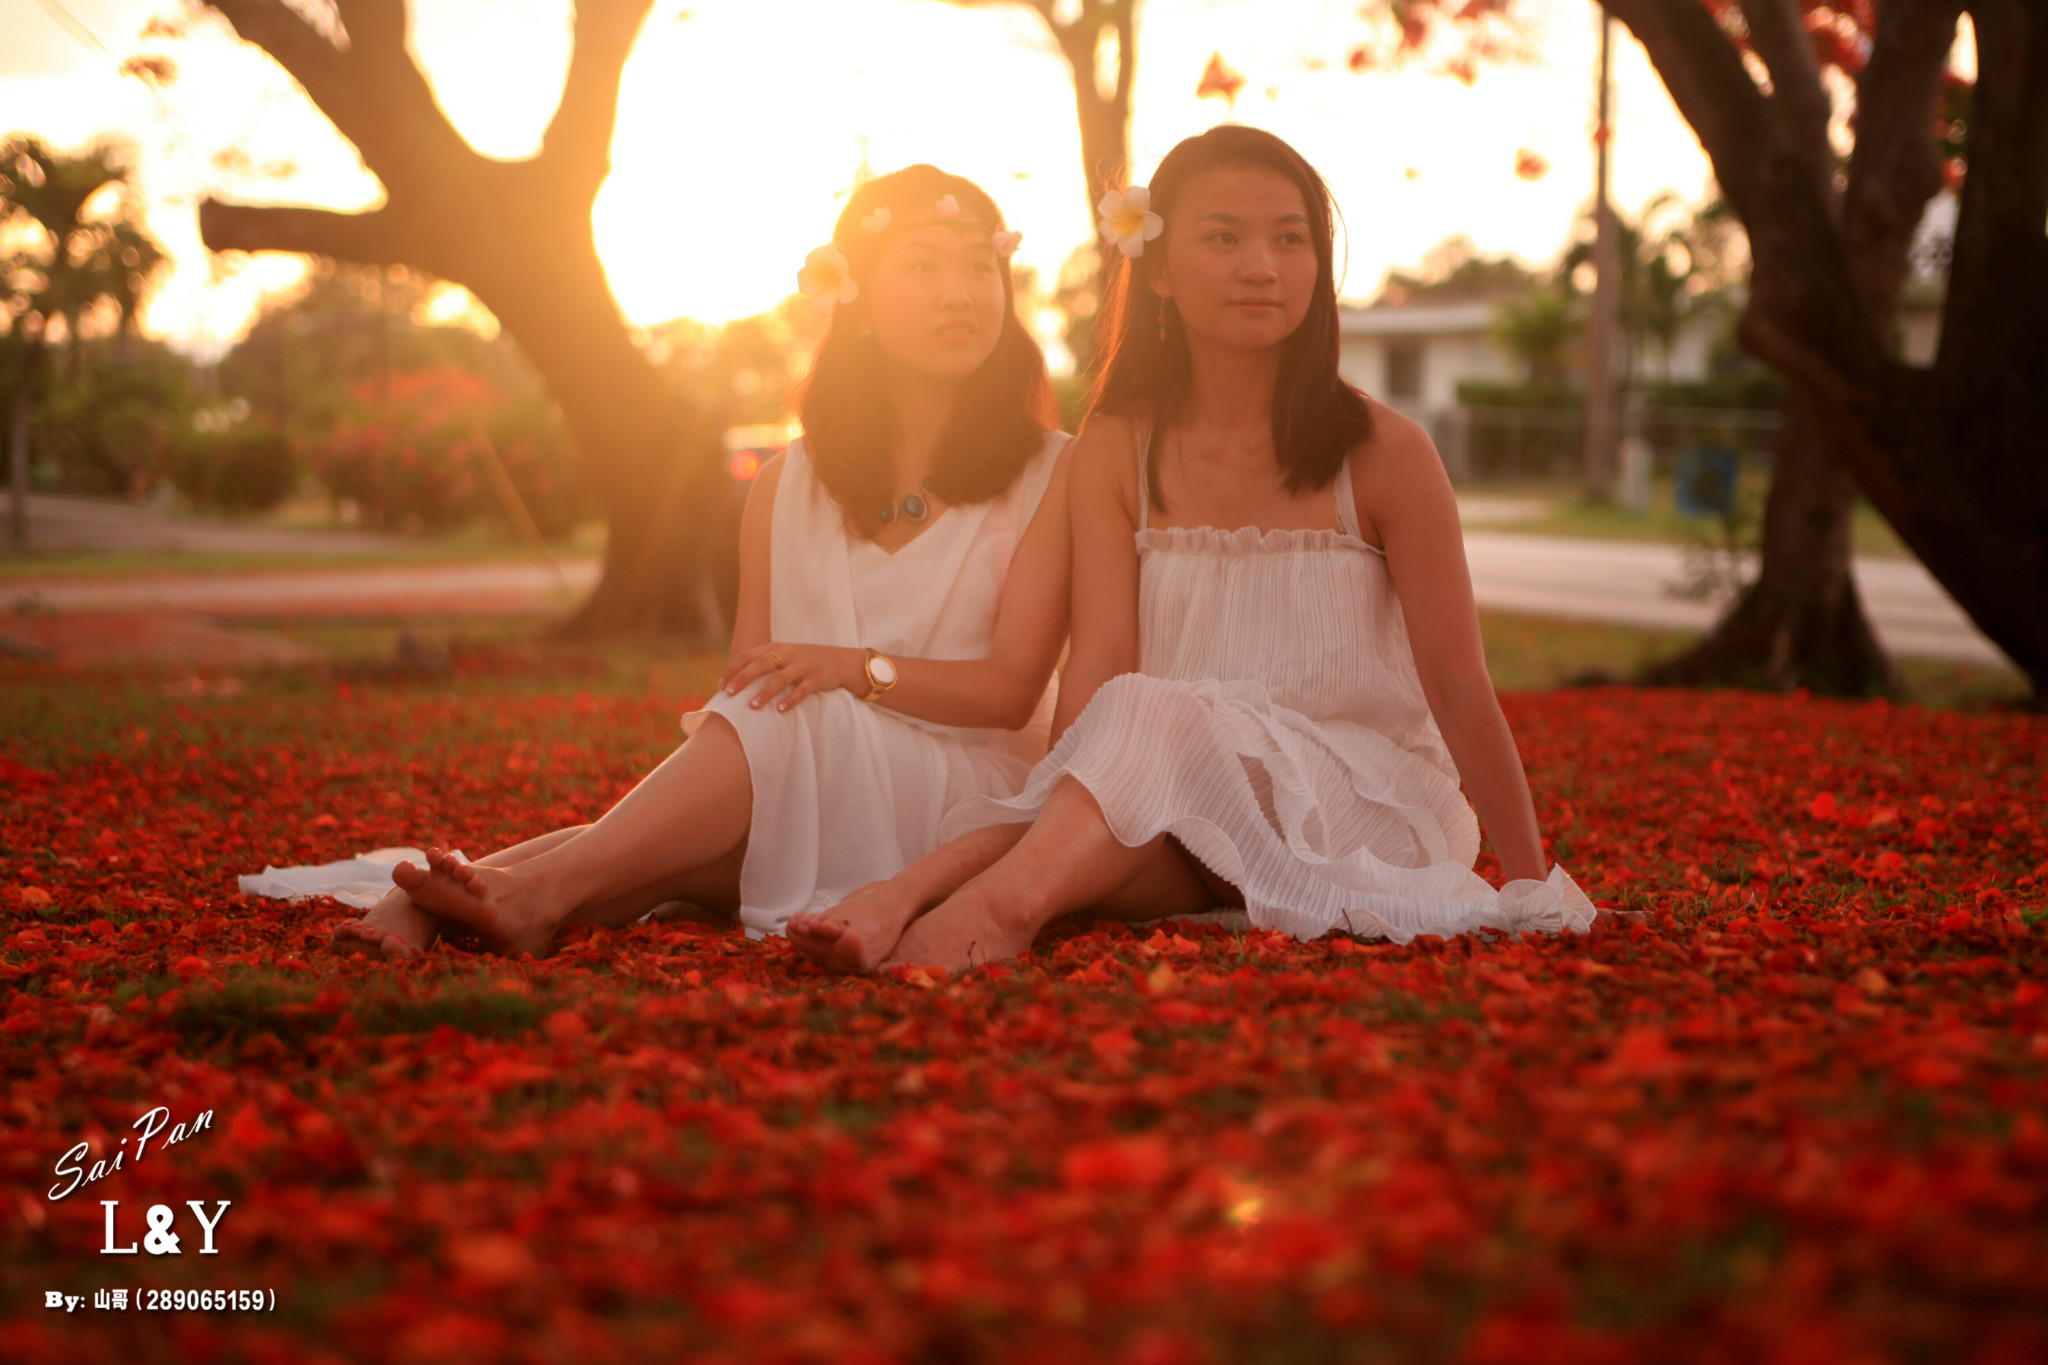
[391,860,426,890]
[379,933,416,961]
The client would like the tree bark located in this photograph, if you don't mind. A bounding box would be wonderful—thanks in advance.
[1643,394,1895,692]
[197,0,724,637]
[1609,0,2044,696]
[1046,0,1136,221]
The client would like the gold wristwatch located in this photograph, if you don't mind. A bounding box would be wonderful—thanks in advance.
[861,648,899,702]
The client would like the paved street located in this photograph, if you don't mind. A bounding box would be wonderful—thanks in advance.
[6,531,2007,667]
[1461,532,2006,666]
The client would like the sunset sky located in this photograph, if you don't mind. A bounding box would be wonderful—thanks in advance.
[2,0,1734,358]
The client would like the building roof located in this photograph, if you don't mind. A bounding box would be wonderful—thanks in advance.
[1339,300,1496,337]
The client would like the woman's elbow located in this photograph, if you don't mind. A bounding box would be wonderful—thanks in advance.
[1419,664,1498,721]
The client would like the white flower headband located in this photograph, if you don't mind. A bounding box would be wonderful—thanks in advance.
[798,197,1021,314]
[1097,186,1163,258]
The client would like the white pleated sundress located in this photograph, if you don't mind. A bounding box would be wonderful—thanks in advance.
[942,440,1596,942]
[689,432,1067,938]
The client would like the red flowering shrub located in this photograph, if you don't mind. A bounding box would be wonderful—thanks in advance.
[311,367,590,536]
[1,671,2043,1363]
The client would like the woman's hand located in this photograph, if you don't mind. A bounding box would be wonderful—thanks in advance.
[721,642,870,712]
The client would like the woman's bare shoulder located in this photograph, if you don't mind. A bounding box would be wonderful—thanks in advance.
[1354,396,1435,464]
[1068,411,1144,497]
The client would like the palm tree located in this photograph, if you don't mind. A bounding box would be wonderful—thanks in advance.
[2,135,164,547]
[1489,287,1583,387]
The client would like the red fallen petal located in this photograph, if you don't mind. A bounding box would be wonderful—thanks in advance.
[1062,1131,1176,1189]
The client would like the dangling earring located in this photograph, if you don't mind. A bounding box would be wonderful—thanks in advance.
[1157,297,1168,343]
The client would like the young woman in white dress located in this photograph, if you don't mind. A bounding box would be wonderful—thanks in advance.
[331,164,1073,959]
[789,126,1601,975]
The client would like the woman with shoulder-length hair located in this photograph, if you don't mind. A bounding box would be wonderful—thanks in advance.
[791,126,1602,974]
[329,163,1075,958]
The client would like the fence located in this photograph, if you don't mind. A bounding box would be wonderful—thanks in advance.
[1443,403,1785,483]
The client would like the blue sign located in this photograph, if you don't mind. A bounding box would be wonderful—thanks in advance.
[1675,447,1739,517]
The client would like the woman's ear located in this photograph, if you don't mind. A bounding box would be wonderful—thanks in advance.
[1146,261,1173,301]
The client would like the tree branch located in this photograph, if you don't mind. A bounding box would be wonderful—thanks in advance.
[206,0,473,199]
[205,0,352,107]
[1841,0,1961,316]
[1736,0,1834,192]
[1945,0,2048,352]
[540,0,656,200]
[1110,0,1135,112]
[1604,0,1892,388]
[197,201,418,268]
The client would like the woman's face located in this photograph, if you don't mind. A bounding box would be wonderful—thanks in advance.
[862,222,1008,383]
[1151,163,1318,351]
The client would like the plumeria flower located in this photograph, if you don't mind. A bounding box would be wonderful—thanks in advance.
[797,244,858,313]
[933,194,961,220]
[991,229,1022,258]
[1097,186,1164,258]
[859,207,892,235]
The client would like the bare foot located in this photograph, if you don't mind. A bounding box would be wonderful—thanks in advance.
[879,882,1043,975]
[788,880,928,975]
[1593,907,1652,932]
[391,847,559,958]
[329,886,440,960]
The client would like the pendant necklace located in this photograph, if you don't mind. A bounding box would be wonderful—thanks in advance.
[878,477,939,527]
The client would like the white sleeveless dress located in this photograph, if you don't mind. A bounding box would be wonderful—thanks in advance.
[941,444,1596,943]
[690,432,1067,938]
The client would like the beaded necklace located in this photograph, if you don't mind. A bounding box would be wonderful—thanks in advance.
[879,477,940,527]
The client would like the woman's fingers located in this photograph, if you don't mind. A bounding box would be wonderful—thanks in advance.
[776,670,823,711]
[725,646,786,696]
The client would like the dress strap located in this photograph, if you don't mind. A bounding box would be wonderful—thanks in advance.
[1134,421,1154,531]
[1333,456,1385,555]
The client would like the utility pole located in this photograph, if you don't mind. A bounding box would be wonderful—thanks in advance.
[1583,9,1620,502]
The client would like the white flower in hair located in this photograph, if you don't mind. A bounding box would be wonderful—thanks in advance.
[991,228,1022,258]
[933,194,961,219]
[797,244,858,313]
[859,207,892,235]
[1097,186,1163,258]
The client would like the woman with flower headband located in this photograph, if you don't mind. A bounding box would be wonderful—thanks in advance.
[330,164,1072,959]
[790,126,1604,975]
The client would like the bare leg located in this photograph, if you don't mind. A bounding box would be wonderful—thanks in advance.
[394,716,753,957]
[331,825,585,960]
[885,778,1218,972]
[568,841,744,930]
[788,823,1029,974]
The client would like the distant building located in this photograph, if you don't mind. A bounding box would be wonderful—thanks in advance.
[1338,296,1736,479]
[1337,301,1509,438]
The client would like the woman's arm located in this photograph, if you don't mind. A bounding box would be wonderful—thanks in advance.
[1353,404,1549,883]
[1049,415,1143,741]
[722,438,1079,731]
[726,452,782,662]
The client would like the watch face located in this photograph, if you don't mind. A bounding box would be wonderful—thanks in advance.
[871,654,898,686]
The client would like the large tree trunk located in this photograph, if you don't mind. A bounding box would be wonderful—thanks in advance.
[1645,394,1895,692]
[1641,0,1936,695]
[1607,0,2046,697]
[197,0,722,637]
[1040,0,1135,288]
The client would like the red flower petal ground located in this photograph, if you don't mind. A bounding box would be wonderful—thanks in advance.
[2,670,2043,1363]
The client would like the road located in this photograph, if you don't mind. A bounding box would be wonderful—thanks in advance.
[1460,532,2007,666]
[6,532,2007,667]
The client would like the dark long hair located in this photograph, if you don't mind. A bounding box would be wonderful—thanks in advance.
[1089,125,1374,510]
[797,164,1056,533]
